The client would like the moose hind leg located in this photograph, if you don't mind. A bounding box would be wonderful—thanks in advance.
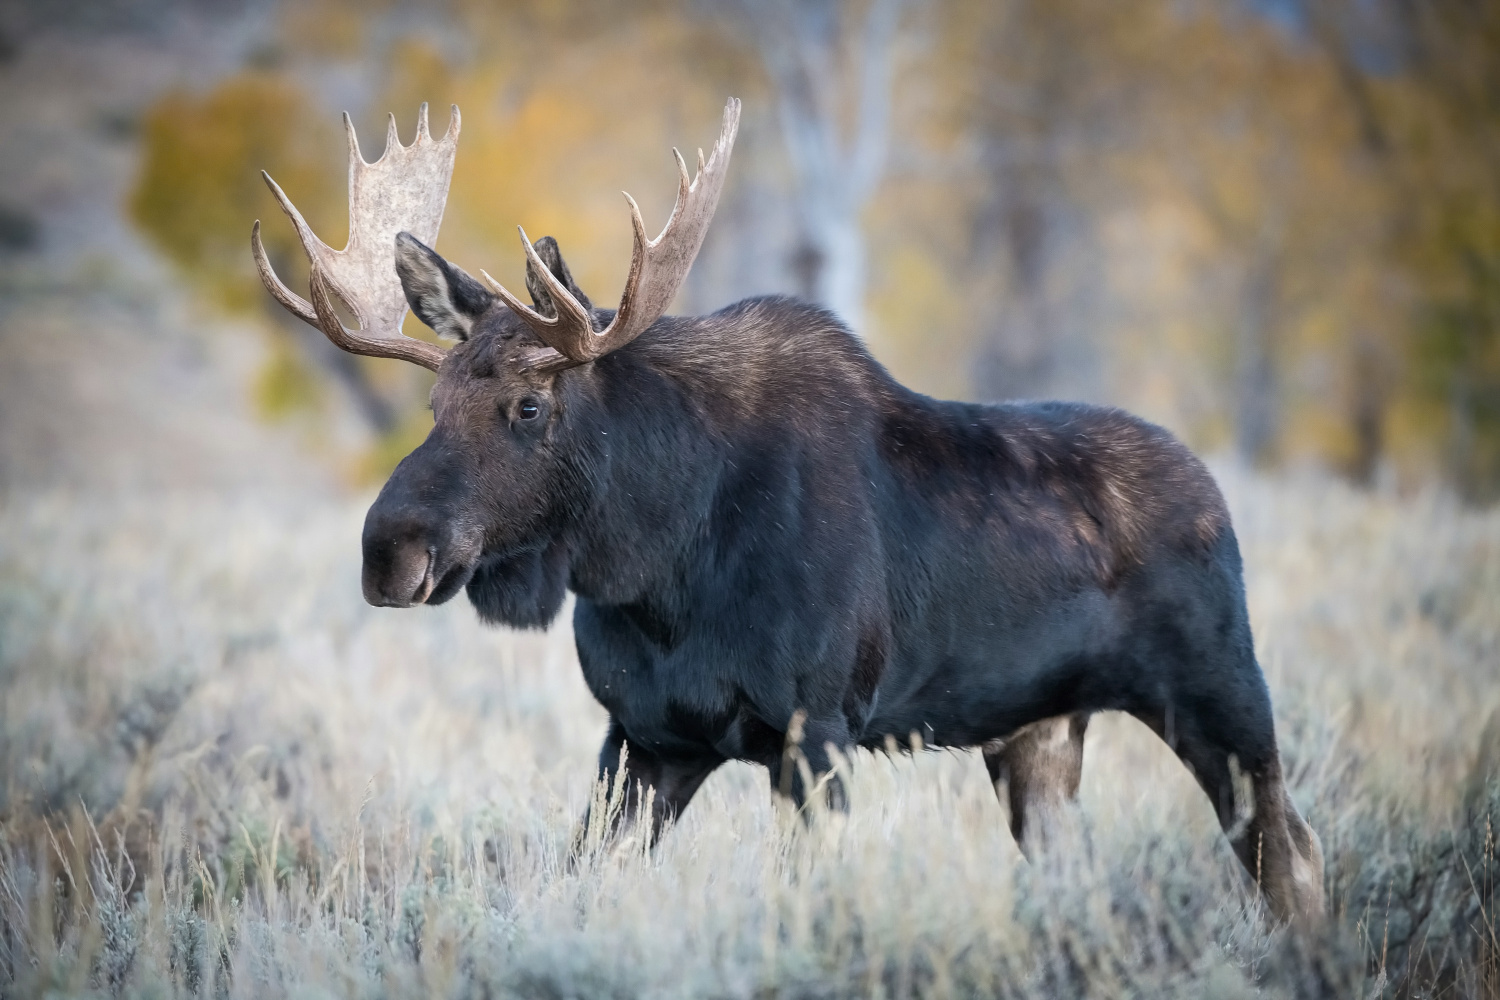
[1281,785,1326,920]
[1156,702,1325,923]
[983,713,1089,856]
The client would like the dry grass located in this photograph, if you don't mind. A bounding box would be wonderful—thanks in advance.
[0,468,1497,998]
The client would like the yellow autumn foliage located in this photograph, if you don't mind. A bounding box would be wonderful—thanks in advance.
[126,0,1500,498]
[131,72,344,314]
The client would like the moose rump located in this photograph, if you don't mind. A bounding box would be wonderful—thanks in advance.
[251,99,1325,924]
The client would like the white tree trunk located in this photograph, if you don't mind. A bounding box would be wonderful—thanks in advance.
[818,213,867,333]
[737,0,904,336]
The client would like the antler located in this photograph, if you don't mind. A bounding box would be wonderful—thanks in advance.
[251,103,460,372]
[480,98,741,372]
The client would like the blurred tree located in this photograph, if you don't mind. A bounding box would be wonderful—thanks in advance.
[121,0,1500,501]
[1146,7,1385,469]
[1311,0,1500,499]
[132,73,339,314]
[712,0,906,334]
[939,0,1148,404]
[939,0,1400,477]
[130,72,403,434]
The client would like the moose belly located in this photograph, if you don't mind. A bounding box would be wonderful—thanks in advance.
[862,585,1129,749]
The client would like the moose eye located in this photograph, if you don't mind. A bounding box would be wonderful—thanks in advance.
[518,400,540,420]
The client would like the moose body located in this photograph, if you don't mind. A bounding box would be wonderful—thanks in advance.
[531,300,1231,768]
[254,100,1324,923]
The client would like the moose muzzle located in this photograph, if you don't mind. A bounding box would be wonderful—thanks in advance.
[360,439,481,608]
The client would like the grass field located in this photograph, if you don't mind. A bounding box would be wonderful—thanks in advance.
[0,464,1497,998]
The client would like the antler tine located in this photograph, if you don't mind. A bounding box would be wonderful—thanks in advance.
[478,227,594,335]
[488,97,741,369]
[385,113,401,157]
[343,112,363,165]
[672,147,692,210]
[623,191,651,255]
[252,106,460,373]
[251,219,316,325]
[307,254,368,356]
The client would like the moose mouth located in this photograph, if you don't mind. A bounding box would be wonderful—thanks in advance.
[424,554,477,605]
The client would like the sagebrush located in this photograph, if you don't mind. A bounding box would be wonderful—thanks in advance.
[0,466,1497,998]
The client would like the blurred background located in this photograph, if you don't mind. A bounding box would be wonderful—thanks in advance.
[2,3,1500,994]
[2,0,1498,499]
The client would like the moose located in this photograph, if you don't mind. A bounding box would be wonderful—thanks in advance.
[252,99,1324,922]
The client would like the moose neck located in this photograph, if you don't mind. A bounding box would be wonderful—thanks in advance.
[558,343,727,608]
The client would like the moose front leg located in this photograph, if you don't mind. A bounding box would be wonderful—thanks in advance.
[574,718,723,858]
[983,713,1090,856]
[768,711,852,814]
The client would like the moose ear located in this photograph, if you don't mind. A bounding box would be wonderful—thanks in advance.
[525,236,594,320]
[394,232,494,341]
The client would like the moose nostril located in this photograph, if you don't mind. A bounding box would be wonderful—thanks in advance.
[361,533,440,608]
[409,547,438,605]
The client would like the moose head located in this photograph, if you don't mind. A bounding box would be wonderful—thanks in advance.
[253,99,741,625]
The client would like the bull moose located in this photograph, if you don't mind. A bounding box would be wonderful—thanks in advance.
[252,99,1324,922]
